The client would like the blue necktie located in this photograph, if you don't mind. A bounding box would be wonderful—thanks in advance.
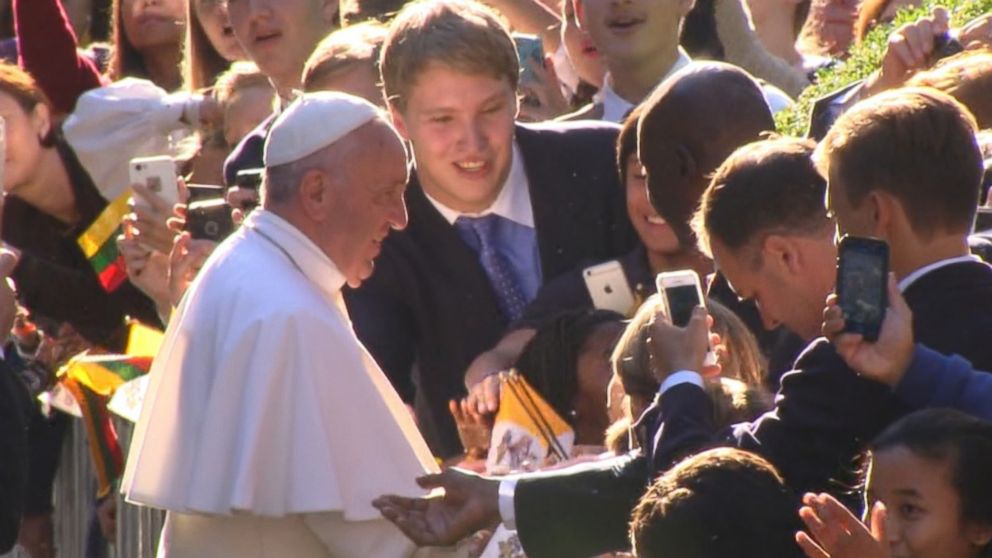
[455,215,528,321]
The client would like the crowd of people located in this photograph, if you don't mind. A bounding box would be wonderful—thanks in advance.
[0,0,990,556]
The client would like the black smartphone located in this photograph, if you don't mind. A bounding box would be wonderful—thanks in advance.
[235,168,264,192]
[930,32,964,65]
[186,183,225,204]
[185,198,235,242]
[836,236,889,342]
[233,168,263,211]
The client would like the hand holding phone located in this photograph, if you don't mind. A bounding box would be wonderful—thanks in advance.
[129,156,180,209]
[656,270,718,367]
[836,236,889,342]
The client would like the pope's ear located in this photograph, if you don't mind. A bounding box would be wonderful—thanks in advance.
[298,169,335,221]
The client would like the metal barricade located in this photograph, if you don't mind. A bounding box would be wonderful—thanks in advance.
[3,416,164,558]
[112,418,164,558]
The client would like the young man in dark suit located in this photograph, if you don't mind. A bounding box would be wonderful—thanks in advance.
[373,88,992,558]
[344,0,634,458]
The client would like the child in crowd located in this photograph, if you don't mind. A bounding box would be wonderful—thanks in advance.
[797,409,992,558]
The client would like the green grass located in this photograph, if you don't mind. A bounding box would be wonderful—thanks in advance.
[774,0,992,137]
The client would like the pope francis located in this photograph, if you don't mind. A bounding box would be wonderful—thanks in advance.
[122,92,456,557]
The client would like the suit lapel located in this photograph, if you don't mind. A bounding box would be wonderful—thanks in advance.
[516,125,584,280]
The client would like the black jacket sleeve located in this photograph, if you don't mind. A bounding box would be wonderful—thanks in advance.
[514,453,648,558]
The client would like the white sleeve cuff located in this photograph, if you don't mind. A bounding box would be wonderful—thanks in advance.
[498,477,518,530]
[659,370,704,395]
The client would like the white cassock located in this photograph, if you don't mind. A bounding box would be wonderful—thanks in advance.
[122,210,455,558]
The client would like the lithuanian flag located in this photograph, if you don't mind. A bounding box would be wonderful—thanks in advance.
[55,322,164,497]
[77,190,131,292]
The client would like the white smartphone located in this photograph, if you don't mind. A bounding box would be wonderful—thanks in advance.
[655,270,717,366]
[129,155,179,208]
[583,260,635,315]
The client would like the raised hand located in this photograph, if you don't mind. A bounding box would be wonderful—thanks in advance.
[865,7,950,95]
[168,232,217,307]
[372,468,501,547]
[796,492,889,558]
[647,306,721,382]
[822,273,913,387]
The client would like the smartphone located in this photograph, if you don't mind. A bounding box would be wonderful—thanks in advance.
[129,156,180,207]
[185,183,225,204]
[233,168,263,211]
[513,33,543,107]
[185,198,235,242]
[655,270,717,366]
[836,236,889,342]
[583,260,636,315]
[235,168,264,192]
[514,34,544,82]
[930,32,964,66]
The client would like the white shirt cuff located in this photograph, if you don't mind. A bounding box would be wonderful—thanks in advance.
[659,370,704,395]
[498,478,518,530]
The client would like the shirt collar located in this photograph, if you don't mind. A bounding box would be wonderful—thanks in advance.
[595,47,692,124]
[897,255,981,292]
[243,209,346,298]
[424,141,534,228]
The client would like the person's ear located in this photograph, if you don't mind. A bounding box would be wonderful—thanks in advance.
[299,169,335,221]
[388,103,412,142]
[30,103,52,141]
[965,522,992,549]
[574,0,587,30]
[867,191,897,239]
[762,234,802,276]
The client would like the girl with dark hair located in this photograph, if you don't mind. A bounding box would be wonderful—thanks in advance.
[108,0,186,91]
[514,309,625,446]
[0,62,161,350]
[797,409,992,558]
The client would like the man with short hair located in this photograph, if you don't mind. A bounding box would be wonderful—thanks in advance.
[124,92,449,557]
[345,0,634,458]
[662,87,992,495]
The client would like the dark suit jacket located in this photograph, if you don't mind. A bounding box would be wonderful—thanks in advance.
[513,260,992,557]
[345,121,636,457]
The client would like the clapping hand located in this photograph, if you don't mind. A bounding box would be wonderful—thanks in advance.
[822,273,913,387]
[373,469,501,547]
[797,492,890,558]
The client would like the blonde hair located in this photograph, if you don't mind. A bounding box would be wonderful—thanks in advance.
[607,294,771,454]
[303,21,388,92]
[379,0,519,110]
[611,294,767,396]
